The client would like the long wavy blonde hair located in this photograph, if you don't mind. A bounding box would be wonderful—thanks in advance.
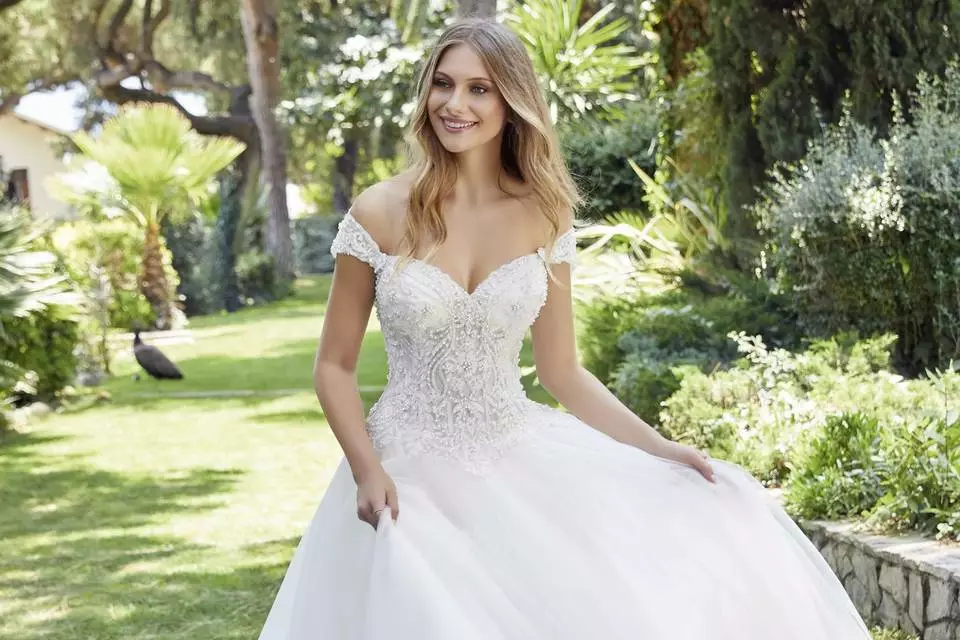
[399,18,580,276]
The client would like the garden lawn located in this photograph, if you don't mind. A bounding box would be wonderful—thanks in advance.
[0,274,547,639]
[0,275,909,640]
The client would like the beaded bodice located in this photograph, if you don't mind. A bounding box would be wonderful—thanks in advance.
[329,210,576,470]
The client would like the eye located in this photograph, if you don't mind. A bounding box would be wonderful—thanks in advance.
[471,85,488,95]
[432,77,450,88]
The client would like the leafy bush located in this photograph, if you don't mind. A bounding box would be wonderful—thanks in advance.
[0,308,79,400]
[0,205,80,422]
[659,332,898,484]
[784,412,886,521]
[293,215,339,274]
[559,101,660,221]
[163,210,218,316]
[581,277,798,424]
[53,218,178,329]
[756,62,960,375]
[866,416,960,540]
[236,250,290,305]
[783,409,960,542]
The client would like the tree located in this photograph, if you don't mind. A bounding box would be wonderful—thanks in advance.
[283,5,429,213]
[0,0,299,293]
[241,0,293,280]
[506,0,645,122]
[52,104,245,329]
[654,0,960,237]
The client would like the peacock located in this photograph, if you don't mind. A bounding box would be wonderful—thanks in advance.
[133,330,184,380]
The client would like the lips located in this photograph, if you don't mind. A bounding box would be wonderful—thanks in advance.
[440,117,478,133]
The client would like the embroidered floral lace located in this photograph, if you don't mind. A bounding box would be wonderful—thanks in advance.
[329,210,576,472]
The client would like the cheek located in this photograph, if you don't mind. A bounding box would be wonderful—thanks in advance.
[476,97,507,126]
[427,90,443,112]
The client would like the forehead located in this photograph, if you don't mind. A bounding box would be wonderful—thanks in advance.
[435,43,490,79]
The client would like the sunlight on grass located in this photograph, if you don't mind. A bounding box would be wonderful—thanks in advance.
[106,276,387,394]
[1,274,556,638]
[0,393,345,639]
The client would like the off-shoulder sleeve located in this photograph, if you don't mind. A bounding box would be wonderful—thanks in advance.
[330,210,385,270]
[537,227,577,266]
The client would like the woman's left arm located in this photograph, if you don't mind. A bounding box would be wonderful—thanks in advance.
[530,235,715,482]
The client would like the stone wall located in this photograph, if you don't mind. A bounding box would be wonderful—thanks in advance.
[801,521,960,640]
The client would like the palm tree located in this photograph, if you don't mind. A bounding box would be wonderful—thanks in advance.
[0,204,79,422]
[0,204,76,321]
[52,104,245,329]
[506,0,645,121]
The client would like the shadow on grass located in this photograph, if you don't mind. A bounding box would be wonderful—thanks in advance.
[0,431,288,639]
[3,532,297,640]
[0,432,245,541]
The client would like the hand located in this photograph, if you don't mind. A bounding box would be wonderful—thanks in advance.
[659,441,716,483]
[355,463,400,529]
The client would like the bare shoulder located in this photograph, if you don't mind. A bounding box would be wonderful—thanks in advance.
[349,173,414,252]
[519,194,575,245]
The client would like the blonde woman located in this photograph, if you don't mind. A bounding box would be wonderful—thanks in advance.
[259,19,872,640]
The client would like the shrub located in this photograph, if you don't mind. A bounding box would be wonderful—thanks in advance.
[866,416,960,540]
[784,412,886,521]
[236,250,289,304]
[53,218,178,329]
[293,215,339,274]
[659,332,898,484]
[756,62,960,375]
[581,276,799,424]
[0,306,79,400]
[559,102,660,221]
[163,210,218,316]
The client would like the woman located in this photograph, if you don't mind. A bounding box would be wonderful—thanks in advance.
[259,18,872,639]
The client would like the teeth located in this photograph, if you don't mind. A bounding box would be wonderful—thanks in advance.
[445,120,476,129]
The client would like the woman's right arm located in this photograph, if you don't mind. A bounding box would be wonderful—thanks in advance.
[314,201,399,528]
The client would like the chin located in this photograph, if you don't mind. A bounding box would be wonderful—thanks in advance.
[433,127,499,155]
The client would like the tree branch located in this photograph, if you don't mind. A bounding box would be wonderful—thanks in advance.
[0,0,26,11]
[90,0,110,49]
[141,0,172,57]
[0,93,22,116]
[141,60,233,94]
[99,84,257,142]
[105,0,135,56]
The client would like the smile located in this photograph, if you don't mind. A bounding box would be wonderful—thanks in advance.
[441,117,478,132]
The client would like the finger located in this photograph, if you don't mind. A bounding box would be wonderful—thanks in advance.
[372,502,388,528]
[697,458,716,483]
[386,487,399,521]
[358,499,377,528]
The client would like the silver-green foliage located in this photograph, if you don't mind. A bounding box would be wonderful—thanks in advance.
[755,62,960,374]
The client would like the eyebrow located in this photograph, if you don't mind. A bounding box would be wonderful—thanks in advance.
[434,71,492,82]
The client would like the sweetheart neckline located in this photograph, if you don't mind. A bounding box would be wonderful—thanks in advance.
[384,251,542,298]
[341,211,567,298]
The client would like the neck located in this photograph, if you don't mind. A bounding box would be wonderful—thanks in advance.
[451,132,506,205]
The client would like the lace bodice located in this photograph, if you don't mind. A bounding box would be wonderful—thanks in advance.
[329,210,576,472]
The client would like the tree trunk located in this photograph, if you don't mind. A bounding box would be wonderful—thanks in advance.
[240,0,294,282]
[141,219,173,330]
[457,0,496,18]
[332,136,360,214]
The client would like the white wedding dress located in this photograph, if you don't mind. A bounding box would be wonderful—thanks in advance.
[258,210,872,639]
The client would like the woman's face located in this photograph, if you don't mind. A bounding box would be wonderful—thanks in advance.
[427,43,509,154]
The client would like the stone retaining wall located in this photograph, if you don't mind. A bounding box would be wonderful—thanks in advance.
[801,521,960,639]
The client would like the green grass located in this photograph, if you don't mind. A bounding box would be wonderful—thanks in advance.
[104,278,388,395]
[0,274,550,639]
[0,274,913,639]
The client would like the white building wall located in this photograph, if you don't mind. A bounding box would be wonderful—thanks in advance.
[0,114,73,219]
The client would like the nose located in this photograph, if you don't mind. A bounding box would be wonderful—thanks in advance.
[445,86,467,113]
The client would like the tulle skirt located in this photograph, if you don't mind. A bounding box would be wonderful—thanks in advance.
[258,405,871,639]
